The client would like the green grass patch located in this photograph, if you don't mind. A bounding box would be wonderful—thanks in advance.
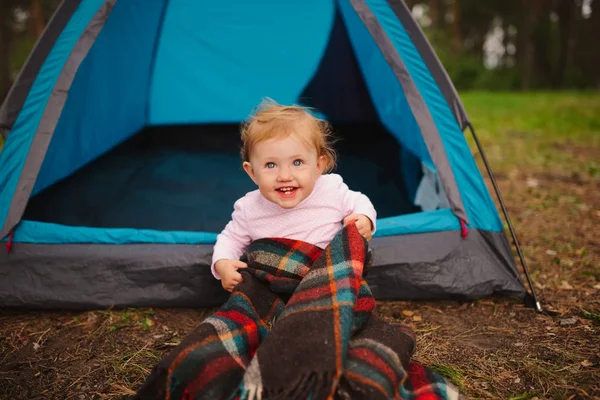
[508,392,539,400]
[431,363,465,390]
[98,308,156,332]
[581,308,600,323]
[460,91,600,175]
[104,348,162,385]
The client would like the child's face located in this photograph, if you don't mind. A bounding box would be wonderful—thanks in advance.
[243,131,325,209]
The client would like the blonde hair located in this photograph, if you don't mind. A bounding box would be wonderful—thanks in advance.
[240,99,337,173]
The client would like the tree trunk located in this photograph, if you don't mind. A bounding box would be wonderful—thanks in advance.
[591,0,600,89]
[532,0,554,88]
[554,0,576,88]
[451,0,463,52]
[29,0,46,38]
[519,0,535,90]
[429,0,443,29]
[0,2,13,103]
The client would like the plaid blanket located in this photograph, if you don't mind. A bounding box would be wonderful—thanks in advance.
[135,224,460,400]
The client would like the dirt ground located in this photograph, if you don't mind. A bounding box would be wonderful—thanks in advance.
[1,158,599,399]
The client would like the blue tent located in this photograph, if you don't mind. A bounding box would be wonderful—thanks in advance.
[0,0,535,309]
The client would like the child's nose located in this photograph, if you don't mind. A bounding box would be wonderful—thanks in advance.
[277,166,292,181]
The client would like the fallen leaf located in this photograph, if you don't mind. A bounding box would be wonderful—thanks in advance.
[497,371,515,380]
[546,249,558,256]
[593,284,600,289]
[402,310,414,317]
[578,203,590,212]
[412,315,422,322]
[581,360,593,367]
[142,317,154,331]
[526,178,539,188]
[559,317,577,326]
[110,383,136,396]
[559,280,573,290]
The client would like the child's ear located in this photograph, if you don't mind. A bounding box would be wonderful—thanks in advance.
[317,155,327,174]
[243,161,258,184]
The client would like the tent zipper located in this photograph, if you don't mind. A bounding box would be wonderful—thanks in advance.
[5,230,14,253]
[459,218,469,239]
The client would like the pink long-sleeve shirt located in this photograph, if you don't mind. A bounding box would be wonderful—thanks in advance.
[211,173,377,279]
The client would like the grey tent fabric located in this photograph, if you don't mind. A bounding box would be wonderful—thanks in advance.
[368,229,525,300]
[0,229,525,309]
[0,243,228,309]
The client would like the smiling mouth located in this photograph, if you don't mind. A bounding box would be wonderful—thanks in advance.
[276,186,298,197]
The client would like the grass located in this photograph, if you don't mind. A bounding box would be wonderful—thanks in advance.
[508,391,540,400]
[462,91,600,178]
[431,363,465,390]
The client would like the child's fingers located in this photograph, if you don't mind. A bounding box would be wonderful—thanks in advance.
[225,282,239,292]
[231,278,242,286]
[343,213,360,226]
[234,261,248,269]
[356,220,370,234]
[357,225,372,241]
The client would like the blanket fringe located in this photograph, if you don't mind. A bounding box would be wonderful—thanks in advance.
[239,371,336,400]
[239,382,263,400]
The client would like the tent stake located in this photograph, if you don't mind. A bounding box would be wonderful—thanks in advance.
[466,122,542,313]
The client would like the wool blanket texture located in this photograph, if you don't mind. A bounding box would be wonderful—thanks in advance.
[134,224,460,400]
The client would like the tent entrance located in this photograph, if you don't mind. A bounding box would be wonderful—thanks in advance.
[23,123,424,233]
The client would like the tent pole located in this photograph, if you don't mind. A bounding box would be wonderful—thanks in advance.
[466,122,542,313]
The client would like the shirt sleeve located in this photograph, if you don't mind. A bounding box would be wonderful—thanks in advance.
[334,175,377,234]
[211,198,252,279]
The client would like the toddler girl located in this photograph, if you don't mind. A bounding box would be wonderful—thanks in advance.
[212,100,377,291]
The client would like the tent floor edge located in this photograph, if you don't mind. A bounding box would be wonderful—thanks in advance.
[0,228,526,309]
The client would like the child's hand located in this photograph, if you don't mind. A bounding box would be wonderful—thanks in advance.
[343,213,374,241]
[215,259,248,292]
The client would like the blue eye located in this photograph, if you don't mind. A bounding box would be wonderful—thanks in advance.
[266,162,276,169]
[293,159,303,167]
